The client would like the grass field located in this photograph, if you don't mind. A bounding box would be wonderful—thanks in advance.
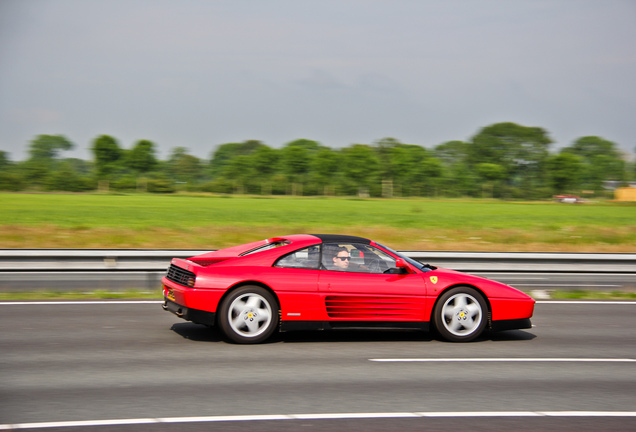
[1,192,635,251]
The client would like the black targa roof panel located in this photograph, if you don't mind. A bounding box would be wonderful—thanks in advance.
[310,234,372,244]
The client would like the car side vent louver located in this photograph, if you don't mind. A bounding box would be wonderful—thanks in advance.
[325,296,422,320]
[166,264,196,287]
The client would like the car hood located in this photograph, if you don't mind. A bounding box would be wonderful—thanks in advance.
[430,267,534,300]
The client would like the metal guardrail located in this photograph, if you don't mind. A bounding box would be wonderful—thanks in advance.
[1,249,635,273]
[404,251,636,273]
[0,249,634,292]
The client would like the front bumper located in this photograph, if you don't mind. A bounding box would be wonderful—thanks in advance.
[163,298,216,326]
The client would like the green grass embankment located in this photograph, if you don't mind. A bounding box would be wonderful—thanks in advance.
[1,193,635,252]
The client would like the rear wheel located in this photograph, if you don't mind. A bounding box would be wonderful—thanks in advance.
[218,286,278,344]
[433,286,488,342]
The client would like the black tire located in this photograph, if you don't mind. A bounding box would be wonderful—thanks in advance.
[218,286,279,344]
[433,286,488,342]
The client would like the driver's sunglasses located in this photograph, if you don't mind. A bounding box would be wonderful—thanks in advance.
[336,256,351,261]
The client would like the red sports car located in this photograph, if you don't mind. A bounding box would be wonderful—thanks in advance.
[162,234,535,343]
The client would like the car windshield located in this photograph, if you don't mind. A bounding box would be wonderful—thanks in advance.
[375,243,434,272]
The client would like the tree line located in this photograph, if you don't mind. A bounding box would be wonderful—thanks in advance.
[0,122,633,199]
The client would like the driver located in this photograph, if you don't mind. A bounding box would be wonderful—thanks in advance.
[332,247,351,271]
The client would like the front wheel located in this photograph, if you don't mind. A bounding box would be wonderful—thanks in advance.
[218,286,279,344]
[433,286,488,342]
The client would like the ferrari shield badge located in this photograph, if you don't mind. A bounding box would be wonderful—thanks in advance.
[430,276,438,284]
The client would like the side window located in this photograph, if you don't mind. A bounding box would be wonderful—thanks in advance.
[274,245,321,269]
[241,240,291,256]
[322,243,396,274]
[358,245,397,274]
[322,243,349,270]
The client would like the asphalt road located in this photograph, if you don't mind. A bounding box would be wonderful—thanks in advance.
[1,301,635,431]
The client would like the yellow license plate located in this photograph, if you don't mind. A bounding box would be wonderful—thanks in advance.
[166,287,175,302]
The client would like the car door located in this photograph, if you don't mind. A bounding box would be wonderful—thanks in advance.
[270,244,323,321]
[318,243,428,322]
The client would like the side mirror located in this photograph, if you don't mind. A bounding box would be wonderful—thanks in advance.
[394,258,410,274]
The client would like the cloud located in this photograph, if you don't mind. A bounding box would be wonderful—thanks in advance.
[9,108,63,125]
[0,0,635,161]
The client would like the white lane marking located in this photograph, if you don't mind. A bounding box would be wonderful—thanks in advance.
[540,411,636,417]
[487,277,549,280]
[159,414,292,423]
[421,411,541,417]
[517,284,622,287]
[3,412,636,429]
[0,300,163,305]
[536,301,636,305]
[370,358,636,363]
[290,412,418,420]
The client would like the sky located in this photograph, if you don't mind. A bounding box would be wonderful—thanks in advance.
[1,0,635,162]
